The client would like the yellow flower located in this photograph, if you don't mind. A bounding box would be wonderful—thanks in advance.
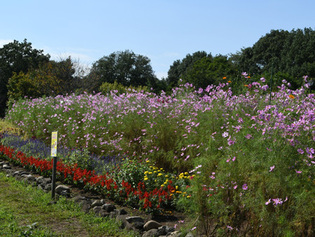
[161,184,165,187]
[144,177,148,181]
[184,172,188,175]
[165,175,169,178]
[187,195,191,198]
[144,171,149,175]
[176,185,178,190]
[176,191,182,194]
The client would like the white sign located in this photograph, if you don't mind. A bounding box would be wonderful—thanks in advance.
[51,131,58,157]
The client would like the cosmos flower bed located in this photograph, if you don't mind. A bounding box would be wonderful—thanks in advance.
[4,75,315,235]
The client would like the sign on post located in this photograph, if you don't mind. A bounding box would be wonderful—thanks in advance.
[51,131,58,157]
[51,131,58,200]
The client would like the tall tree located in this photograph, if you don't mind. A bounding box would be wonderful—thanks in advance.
[85,50,157,92]
[181,55,237,89]
[167,51,211,88]
[232,28,315,87]
[7,57,82,106]
[49,57,82,94]
[0,39,50,117]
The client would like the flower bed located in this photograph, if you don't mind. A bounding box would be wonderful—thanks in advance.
[3,75,314,236]
[0,144,181,213]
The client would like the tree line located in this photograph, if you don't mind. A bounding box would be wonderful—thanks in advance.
[1,27,314,117]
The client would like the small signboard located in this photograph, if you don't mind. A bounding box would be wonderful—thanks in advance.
[51,131,58,157]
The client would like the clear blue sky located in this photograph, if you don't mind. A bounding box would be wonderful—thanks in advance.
[1,0,314,79]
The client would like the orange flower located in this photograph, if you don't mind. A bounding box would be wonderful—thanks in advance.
[223,77,227,79]
[244,84,249,87]
[227,81,232,83]
[289,94,295,99]
[247,76,251,79]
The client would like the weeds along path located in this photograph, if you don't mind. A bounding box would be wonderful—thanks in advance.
[0,172,136,237]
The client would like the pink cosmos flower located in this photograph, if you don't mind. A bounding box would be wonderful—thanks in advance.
[265,199,271,205]
[242,184,248,190]
[297,148,304,154]
[222,132,229,138]
[245,134,252,139]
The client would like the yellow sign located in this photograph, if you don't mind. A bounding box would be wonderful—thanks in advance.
[51,131,58,157]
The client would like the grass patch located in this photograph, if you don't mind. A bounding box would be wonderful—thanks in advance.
[0,172,139,237]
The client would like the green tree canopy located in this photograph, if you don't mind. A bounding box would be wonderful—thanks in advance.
[7,57,82,107]
[0,39,50,117]
[232,28,315,88]
[181,55,238,89]
[86,50,157,92]
[48,57,83,94]
[166,51,212,88]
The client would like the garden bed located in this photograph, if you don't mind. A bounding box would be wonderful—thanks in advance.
[1,77,314,236]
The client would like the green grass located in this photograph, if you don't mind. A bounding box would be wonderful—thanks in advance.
[0,172,139,237]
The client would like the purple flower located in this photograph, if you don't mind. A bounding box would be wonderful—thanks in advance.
[303,75,309,82]
[227,225,233,230]
[269,165,275,172]
[272,198,283,206]
[245,134,252,139]
[297,148,304,154]
[242,184,248,190]
[228,139,235,146]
